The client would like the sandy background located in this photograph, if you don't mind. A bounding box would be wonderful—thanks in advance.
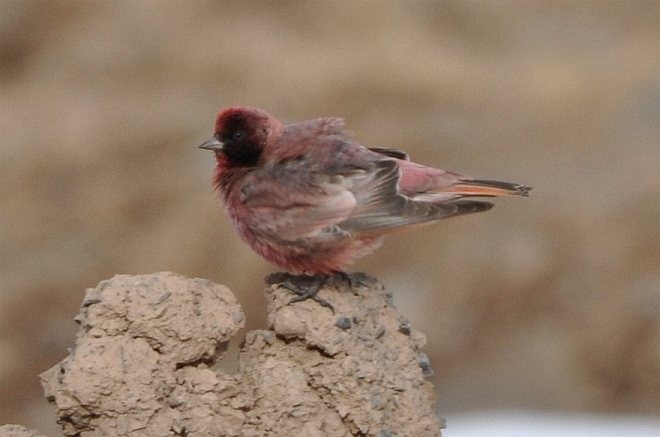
[1,0,658,434]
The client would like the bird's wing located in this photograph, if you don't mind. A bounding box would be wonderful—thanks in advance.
[338,159,493,235]
[240,153,492,242]
[237,159,358,242]
[396,160,531,199]
[368,147,410,161]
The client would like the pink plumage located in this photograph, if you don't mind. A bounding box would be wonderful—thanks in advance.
[200,106,530,275]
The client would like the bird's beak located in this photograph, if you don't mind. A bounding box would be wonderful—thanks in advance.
[199,138,224,151]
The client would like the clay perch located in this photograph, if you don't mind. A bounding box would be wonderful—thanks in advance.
[40,272,442,436]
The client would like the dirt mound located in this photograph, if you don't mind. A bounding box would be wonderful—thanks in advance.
[39,272,440,436]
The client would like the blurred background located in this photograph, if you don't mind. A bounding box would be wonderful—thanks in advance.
[1,0,658,435]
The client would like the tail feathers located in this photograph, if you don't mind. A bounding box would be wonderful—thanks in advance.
[340,198,494,236]
[404,198,495,223]
[447,179,532,198]
[444,199,494,216]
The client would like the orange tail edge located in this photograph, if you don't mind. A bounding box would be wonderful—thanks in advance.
[447,179,532,197]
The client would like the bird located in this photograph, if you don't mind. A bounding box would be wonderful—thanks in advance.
[200,106,530,306]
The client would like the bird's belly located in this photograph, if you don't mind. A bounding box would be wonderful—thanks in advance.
[228,208,382,275]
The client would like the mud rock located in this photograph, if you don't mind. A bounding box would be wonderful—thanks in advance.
[40,272,441,436]
[40,272,245,436]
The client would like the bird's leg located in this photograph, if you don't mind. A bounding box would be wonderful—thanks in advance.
[324,271,373,291]
[273,272,375,311]
[280,275,335,313]
[323,271,352,291]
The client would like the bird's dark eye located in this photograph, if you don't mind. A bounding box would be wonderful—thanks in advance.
[232,131,245,141]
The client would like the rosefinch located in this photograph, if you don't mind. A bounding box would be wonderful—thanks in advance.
[200,107,529,304]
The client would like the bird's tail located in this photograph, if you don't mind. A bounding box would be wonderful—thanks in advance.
[445,179,531,198]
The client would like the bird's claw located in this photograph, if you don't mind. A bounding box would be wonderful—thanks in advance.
[281,280,335,313]
[322,272,352,291]
[275,272,373,312]
[325,271,372,291]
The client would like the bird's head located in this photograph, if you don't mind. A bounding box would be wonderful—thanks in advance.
[199,106,283,167]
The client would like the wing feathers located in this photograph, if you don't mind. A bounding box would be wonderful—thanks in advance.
[239,139,511,243]
[368,147,410,161]
[340,198,493,234]
[339,159,496,235]
[447,179,532,197]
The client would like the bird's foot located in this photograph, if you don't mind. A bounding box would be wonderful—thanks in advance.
[324,271,374,291]
[322,272,352,291]
[280,276,335,313]
[270,272,375,312]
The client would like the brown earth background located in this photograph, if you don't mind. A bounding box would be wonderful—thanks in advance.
[1,1,658,434]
